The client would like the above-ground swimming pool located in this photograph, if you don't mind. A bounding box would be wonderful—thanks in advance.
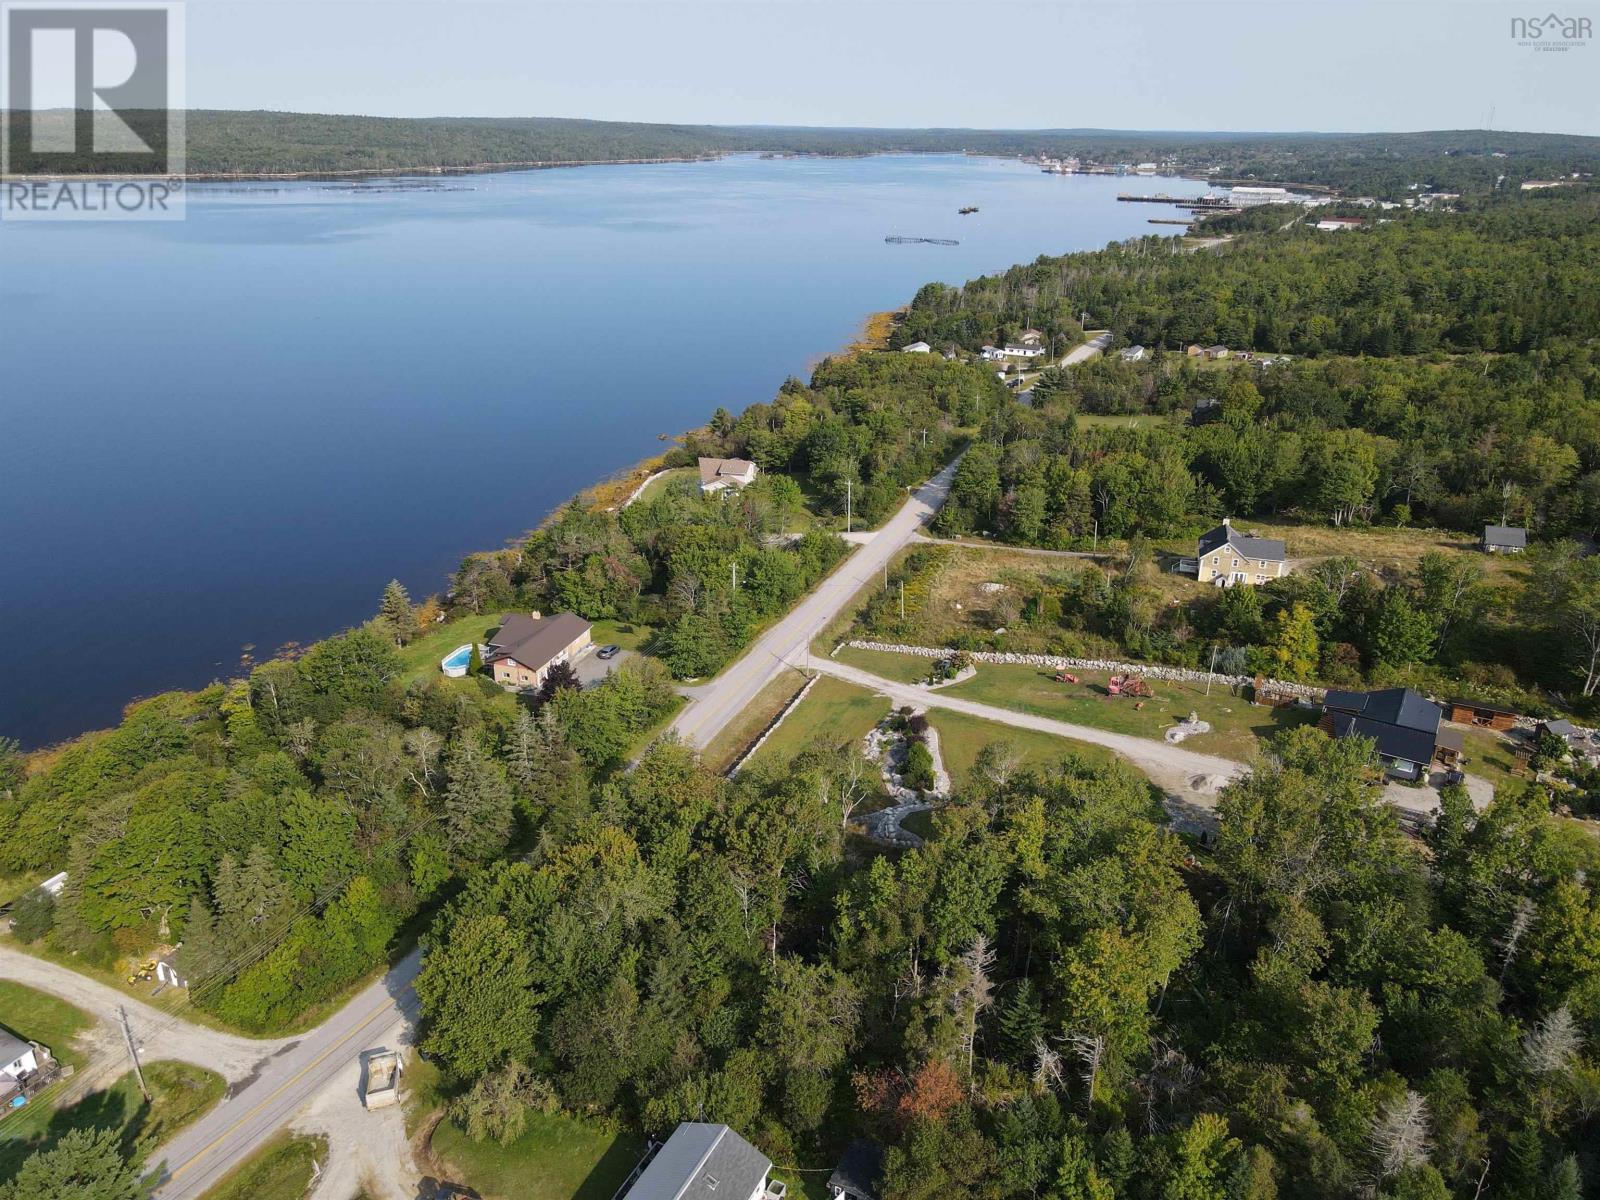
[440,644,485,678]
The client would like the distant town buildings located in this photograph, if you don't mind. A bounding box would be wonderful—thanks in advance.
[1229,185,1291,206]
[1316,217,1365,231]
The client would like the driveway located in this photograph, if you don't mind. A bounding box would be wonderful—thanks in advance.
[666,458,962,749]
[811,659,1246,812]
[0,942,284,1089]
[573,644,630,687]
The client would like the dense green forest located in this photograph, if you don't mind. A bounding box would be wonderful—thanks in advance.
[415,730,1600,1199]
[7,110,1599,196]
[917,189,1600,714]
[5,156,1600,1200]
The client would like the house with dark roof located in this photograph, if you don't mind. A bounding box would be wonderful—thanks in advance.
[699,457,759,494]
[828,1140,885,1200]
[482,611,592,691]
[1320,687,1464,781]
[1482,525,1527,554]
[624,1123,777,1200]
[1196,518,1288,587]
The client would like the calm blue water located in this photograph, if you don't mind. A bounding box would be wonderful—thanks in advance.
[0,154,1182,747]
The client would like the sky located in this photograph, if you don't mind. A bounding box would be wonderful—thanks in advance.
[181,0,1599,135]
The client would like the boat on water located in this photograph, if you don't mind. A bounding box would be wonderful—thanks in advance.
[958,205,979,215]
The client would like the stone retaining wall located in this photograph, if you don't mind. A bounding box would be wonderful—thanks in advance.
[727,674,818,777]
[844,640,1597,741]
[846,640,1324,701]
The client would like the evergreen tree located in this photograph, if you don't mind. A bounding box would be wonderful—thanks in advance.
[378,579,414,645]
[0,1127,146,1200]
[998,977,1044,1065]
[444,738,514,861]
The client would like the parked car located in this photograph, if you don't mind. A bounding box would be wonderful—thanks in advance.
[597,644,621,660]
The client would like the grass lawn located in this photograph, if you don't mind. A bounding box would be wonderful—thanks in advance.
[0,1060,224,1176]
[636,466,697,503]
[0,981,93,1071]
[748,676,891,769]
[834,646,939,685]
[928,708,1119,789]
[1076,412,1172,431]
[0,872,43,908]
[701,667,813,774]
[430,1109,645,1200]
[1457,727,1526,794]
[198,1132,326,1200]
[937,659,1314,762]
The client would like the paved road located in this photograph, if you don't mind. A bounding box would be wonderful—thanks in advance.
[147,949,422,1200]
[667,458,962,749]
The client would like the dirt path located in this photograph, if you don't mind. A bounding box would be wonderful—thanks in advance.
[0,942,287,1088]
[814,659,1245,810]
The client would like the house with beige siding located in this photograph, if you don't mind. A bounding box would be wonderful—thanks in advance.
[483,611,592,690]
[1196,518,1288,586]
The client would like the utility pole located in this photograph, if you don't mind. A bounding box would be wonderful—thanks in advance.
[731,560,738,594]
[845,480,852,533]
[1205,643,1219,697]
[1092,520,1098,553]
[118,1007,149,1102]
[899,580,906,621]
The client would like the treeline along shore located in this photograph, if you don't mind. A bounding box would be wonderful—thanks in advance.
[6,109,1600,197]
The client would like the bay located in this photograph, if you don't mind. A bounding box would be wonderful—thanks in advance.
[0,153,1185,747]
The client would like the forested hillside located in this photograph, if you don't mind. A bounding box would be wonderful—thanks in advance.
[8,110,1600,195]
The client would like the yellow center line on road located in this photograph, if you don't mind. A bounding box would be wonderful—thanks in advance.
[163,992,404,1184]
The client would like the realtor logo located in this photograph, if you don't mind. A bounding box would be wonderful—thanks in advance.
[1510,11,1591,50]
[1,1,185,219]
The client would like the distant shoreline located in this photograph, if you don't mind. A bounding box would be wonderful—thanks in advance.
[0,153,726,184]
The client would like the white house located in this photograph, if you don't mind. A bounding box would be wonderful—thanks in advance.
[1120,345,1146,362]
[900,341,932,353]
[624,1123,780,1200]
[1002,343,1045,359]
[1017,328,1045,347]
[698,457,759,494]
[1,1031,39,1083]
[1316,217,1364,231]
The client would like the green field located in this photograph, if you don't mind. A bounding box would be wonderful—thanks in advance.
[0,1060,225,1177]
[199,1132,326,1200]
[0,982,93,1072]
[834,646,940,684]
[747,676,891,768]
[430,1110,645,1200]
[936,659,1314,762]
[927,708,1119,789]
